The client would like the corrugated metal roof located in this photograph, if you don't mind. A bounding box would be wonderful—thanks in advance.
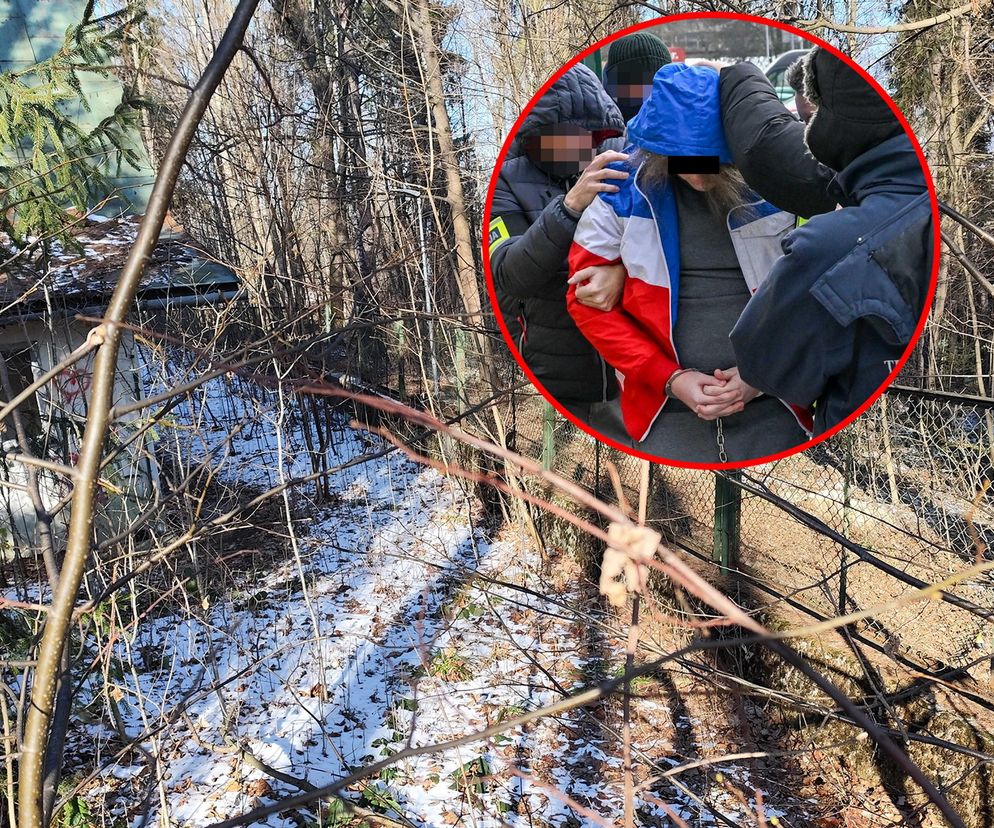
[0,215,240,322]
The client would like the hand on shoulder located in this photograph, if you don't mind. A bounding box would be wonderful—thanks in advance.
[563,151,630,214]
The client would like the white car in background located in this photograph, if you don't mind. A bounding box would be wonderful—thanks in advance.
[764,48,811,117]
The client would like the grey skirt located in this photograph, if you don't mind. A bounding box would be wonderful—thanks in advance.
[637,395,807,464]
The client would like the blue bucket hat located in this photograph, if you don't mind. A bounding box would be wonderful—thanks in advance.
[627,63,732,163]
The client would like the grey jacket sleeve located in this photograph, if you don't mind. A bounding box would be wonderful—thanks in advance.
[719,62,837,219]
[489,172,579,299]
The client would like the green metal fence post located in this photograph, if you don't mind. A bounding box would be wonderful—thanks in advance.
[541,402,557,470]
[713,471,741,573]
[454,326,466,404]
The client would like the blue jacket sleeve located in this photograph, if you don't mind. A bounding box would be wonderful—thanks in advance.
[730,233,854,407]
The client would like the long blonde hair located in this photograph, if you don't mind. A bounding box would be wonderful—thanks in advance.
[632,149,750,216]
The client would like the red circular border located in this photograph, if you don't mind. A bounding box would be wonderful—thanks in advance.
[482,11,941,471]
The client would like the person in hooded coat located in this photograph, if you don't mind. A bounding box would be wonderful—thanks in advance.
[565,33,674,317]
[567,63,812,465]
[728,47,933,434]
[489,63,629,441]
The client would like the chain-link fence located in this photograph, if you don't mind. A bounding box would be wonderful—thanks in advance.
[130,308,994,682]
[508,383,994,676]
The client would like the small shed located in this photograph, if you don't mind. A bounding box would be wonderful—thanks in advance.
[0,215,240,556]
[0,3,241,558]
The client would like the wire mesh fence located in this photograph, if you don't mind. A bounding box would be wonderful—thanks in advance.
[103,311,994,681]
[5,305,992,827]
[508,381,994,676]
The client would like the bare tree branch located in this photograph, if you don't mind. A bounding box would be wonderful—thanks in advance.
[16,2,263,825]
[799,2,980,35]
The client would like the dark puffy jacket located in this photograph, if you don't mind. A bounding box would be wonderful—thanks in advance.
[489,65,625,403]
[719,61,837,218]
[730,134,933,433]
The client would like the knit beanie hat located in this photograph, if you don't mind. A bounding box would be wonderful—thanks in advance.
[803,47,903,171]
[604,32,672,121]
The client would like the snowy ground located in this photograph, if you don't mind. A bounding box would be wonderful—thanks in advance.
[53,373,796,826]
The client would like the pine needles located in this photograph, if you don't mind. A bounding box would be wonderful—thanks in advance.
[0,2,152,250]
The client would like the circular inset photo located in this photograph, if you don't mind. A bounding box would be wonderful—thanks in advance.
[483,13,939,469]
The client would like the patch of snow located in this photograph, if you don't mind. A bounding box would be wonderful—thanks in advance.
[36,370,812,826]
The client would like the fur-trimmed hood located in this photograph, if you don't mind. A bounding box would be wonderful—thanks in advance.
[801,47,904,171]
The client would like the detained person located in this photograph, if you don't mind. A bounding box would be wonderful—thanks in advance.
[567,64,812,465]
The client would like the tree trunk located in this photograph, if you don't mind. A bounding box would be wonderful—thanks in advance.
[409,0,484,331]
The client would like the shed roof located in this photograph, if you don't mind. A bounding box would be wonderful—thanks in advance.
[0,214,240,324]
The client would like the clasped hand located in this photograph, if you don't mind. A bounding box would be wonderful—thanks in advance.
[669,367,760,420]
[568,262,626,311]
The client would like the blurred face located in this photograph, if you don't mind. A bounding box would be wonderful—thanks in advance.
[536,129,597,169]
[525,124,597,177]
[615,83,653,100]
[609,70,658,122]
[615,82,653,119]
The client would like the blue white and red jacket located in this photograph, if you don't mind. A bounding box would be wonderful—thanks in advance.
[567,161,814,443]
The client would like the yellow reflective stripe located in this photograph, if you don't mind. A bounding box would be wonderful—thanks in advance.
[796,215,808,227]
[488,216,511,255]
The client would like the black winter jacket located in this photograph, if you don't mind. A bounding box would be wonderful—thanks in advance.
[730,134,933,433]
[719,61,837,218]
[490,65,625,403]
